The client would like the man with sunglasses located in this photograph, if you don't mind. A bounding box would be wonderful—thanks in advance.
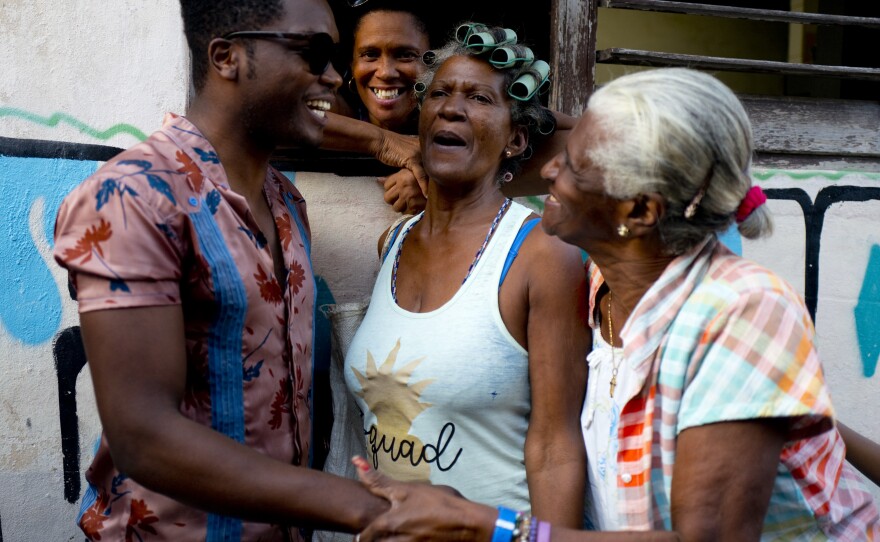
[53,0,390,539]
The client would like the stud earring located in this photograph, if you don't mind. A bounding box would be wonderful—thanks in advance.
[617,224,630,238]
[505,150,512,158]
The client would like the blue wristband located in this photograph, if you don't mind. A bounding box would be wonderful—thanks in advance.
[492,507,518,542]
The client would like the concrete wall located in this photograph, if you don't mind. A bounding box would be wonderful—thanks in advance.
[1,2,878,540]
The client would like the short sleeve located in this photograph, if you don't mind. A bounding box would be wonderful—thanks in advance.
[53,165,185,312]
[677,284,834,439]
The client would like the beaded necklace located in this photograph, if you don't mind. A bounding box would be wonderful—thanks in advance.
[391,198,513,303]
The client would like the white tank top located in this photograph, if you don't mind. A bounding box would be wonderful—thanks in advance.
[581,327,635,531]
[344,201,534,511]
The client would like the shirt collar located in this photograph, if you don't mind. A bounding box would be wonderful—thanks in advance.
[160,113,228,192]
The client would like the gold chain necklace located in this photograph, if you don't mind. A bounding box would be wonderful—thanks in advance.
[607,292,623,398]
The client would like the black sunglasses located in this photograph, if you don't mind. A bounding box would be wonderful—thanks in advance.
[223,31,336,75]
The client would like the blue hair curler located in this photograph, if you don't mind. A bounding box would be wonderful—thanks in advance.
[508,60,550,101]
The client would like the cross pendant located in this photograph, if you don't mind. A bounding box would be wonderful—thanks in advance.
[609,375,617,398]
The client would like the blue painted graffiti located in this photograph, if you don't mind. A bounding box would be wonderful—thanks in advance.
[0,156,100,344]
[855,244,880,378]
[1,143,878,378]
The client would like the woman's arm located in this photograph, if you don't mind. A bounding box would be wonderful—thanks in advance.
[322,109,575,209]
[321,112,428,213]
[666,419,788,541]
[322,112,428,185]
[838,421,880,486]
[354,458,680,542]
[519,230,589,527]
[354,419,786,542]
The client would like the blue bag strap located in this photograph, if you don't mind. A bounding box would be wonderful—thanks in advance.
[499,217,541,288]
[381,218,409,263]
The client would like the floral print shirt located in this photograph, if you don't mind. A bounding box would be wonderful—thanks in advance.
[54,113,316,541]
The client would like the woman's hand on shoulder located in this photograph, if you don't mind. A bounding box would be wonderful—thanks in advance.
[379,169,427,214]
[373,131,429,191]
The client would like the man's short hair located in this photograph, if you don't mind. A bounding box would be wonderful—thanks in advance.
[180,0,285,92]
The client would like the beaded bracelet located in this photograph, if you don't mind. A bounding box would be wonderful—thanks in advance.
[492,507,519,542]
[513,512,531,542]
[527,519,539,542]
[496,510,553,542]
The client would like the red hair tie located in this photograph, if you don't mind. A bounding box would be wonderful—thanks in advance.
[735,185,767,223]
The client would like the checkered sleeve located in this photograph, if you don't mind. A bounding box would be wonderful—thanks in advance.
[676,274,834,436]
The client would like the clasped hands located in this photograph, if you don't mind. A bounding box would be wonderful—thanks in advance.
[351,456,496,542]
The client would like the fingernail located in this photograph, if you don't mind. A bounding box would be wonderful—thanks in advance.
[352,456,370,472]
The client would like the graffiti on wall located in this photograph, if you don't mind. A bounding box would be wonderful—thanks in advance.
[763,185,880,378]
[1,137,120,519]
[0,140,114,345]
[856,244,880,378]
[2,131,879,536]
[53,326,90,504]
[0,135,335,518]
[0,107,148,144]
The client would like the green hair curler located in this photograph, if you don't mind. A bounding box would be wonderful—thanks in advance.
[489,45,535,69]
[455,23,487,44]
[508,60,550,101]
[465,28,517,54]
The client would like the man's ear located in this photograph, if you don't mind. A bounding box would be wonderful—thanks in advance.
[621,193,665,235]
[207,37,240,82]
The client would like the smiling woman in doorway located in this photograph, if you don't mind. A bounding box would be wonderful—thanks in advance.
[335,1,430,134]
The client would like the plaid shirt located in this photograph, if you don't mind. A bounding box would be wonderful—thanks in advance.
[587,237,879,539]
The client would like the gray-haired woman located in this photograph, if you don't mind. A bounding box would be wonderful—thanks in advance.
[350,68,880,541]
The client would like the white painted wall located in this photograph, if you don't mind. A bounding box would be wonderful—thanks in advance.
[1,3,187,540]
[0,2,878,541]
[1,1,188,147]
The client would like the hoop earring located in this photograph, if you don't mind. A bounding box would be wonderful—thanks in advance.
[501,171,514,184]
[347,77,357,94]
